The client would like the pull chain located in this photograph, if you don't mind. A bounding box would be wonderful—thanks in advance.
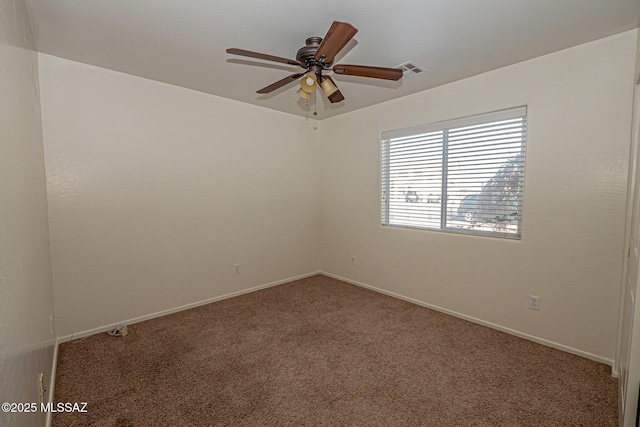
[313,91,318,116]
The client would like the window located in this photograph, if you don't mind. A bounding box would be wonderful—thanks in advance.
[381,106,527,239]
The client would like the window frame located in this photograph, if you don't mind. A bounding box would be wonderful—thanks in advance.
[380,106,527,240]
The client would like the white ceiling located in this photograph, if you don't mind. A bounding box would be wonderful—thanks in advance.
[26,0,640,120]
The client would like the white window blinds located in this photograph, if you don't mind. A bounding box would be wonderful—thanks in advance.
[381,106,527,239]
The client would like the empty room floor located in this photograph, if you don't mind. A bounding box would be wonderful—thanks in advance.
[52,275,617,426]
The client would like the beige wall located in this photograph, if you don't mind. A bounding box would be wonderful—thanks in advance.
[0,0,55,426]
[39,55,320,334]
[318,30,637,363]
[38,30,636,365]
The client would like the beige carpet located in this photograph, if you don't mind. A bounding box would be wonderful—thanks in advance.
[53,274,617,426]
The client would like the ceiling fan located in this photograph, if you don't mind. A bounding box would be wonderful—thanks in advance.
[226,21,403,104]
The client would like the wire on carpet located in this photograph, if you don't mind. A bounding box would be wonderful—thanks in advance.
[107,325,128,337]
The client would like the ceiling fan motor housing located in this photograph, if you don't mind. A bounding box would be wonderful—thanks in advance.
[296,37,331,72]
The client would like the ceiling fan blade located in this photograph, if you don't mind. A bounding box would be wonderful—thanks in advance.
[314,21,358,64]
[325,76,345,103]
[256,73,304,94]
[333,64,403,80]
[227,48,302,67]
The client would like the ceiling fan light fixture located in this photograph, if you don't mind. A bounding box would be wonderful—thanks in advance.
[297,88,311,100]
[320,77,338,98]
[227,21,404,106]
[299,72,317,94]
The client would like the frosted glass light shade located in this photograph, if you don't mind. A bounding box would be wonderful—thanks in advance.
[300,72,317,94]
[297,88,311,100]
[320,78,338,97]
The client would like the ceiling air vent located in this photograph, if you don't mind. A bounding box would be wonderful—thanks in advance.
[397,61,425,79]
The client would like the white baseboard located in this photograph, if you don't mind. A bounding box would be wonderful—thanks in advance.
[57,271,322,343]
[611,363,619,378]
[320,271,615,369]
[53,269,615,376]
[46,340,59,427]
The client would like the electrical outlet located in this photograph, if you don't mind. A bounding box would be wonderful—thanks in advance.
[234,264,240,274]
[351,256,356,265]
[49,315,55,335]
[528,295,540,311]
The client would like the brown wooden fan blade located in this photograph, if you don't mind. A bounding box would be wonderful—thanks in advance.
[314,21,358,64]
[325,77,345,103]
[256,73,304,94]
[333,64,403,80]
[227,48,302,67]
